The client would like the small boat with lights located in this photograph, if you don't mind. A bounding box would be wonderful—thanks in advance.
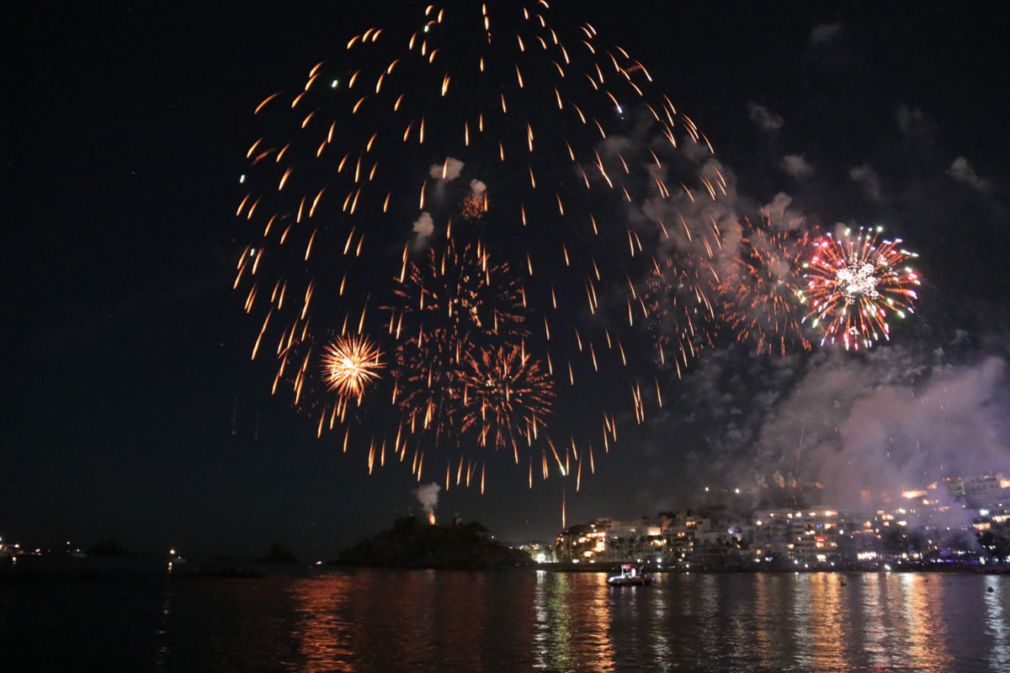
[607,564,655,586]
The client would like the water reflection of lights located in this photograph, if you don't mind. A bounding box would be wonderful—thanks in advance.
[860,574,902,670]
[808,573,848,671]
[587,576,615,669]
[752,574,776,669]
[290,576,357,672]
[649,577,671,670]
[533,571,574,671]
[532,572,616,672]
[153,577,173,672]
[791,572,814,668]
[899,573,952,671]
[985,576,1010,671]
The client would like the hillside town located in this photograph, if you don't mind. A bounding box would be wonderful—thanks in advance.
[535,473,1010,571]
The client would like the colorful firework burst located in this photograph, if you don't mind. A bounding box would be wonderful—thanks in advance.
[801,226,920,350]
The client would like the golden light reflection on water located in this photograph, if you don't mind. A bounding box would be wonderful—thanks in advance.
[859,572,894,669]
[290,575,357,672]
[532,572,615,672]
[153,576,172,672]
[273,569,1009,672]
[588,575,616,671]
[807,573,848,672]
[752,574,777,670]
[898,573,952,671]
[792,572,814,666]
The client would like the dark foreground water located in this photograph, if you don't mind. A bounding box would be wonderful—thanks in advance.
[2,563,1009,672]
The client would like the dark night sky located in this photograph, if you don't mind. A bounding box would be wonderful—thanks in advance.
[4,1,1009,559]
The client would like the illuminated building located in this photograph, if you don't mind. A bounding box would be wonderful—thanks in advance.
[749,509,845,566]
[554,517,670,564]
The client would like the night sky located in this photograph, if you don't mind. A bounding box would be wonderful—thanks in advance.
[6,1,1010,560]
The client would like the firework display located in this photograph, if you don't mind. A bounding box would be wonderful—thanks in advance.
[233,1,921,490]
[389,239,525,446]
[460,343,555,458]
[641,256,716,378]
[801,226,920,350]
[233,0,720,488]
[720,217,811,356]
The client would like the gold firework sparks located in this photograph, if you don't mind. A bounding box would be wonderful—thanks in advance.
[718,216,811,356]
[321,334,384,400]
[460,343,555,459]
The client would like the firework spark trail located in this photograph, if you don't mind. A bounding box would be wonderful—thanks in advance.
[389,238,526,444]
[718,215,811,356]
[460,343,555,461]
[641,256,717,379]
[801,225,920,350]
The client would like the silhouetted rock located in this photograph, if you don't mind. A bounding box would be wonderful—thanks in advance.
[337,517,532,569]
[257,541,297,563]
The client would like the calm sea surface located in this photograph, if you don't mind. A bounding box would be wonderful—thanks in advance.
[2,562,1009,672]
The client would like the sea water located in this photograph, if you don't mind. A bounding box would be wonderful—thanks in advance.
[2,561,1008,672]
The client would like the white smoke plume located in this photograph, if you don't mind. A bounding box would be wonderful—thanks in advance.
[748,102,784,132]
[413,482,441,515]
[756,349,1010,509]
[781,154,814,180]
[428,156,464,181]
[412,211,434,238]
[849,163,882,202]
[809,22,843,46]
[947,156,990,193]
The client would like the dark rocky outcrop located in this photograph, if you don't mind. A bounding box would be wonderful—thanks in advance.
[257,541,298,563]
[336,517,532,569]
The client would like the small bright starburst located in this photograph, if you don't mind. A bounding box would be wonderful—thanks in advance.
[321,335,384,401]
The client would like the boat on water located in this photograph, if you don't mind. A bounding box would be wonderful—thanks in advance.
[607,564,655,586]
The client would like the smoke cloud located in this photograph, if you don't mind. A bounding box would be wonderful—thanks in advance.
[947,156,990,193]
[428,156,464,181]
[809,22,843,46]
[748,102,784,132]
[412,212,434,238]
[849,163,882,202]
[781,154,814,180]
[750,348,1010,509]
[414,482,441,514]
